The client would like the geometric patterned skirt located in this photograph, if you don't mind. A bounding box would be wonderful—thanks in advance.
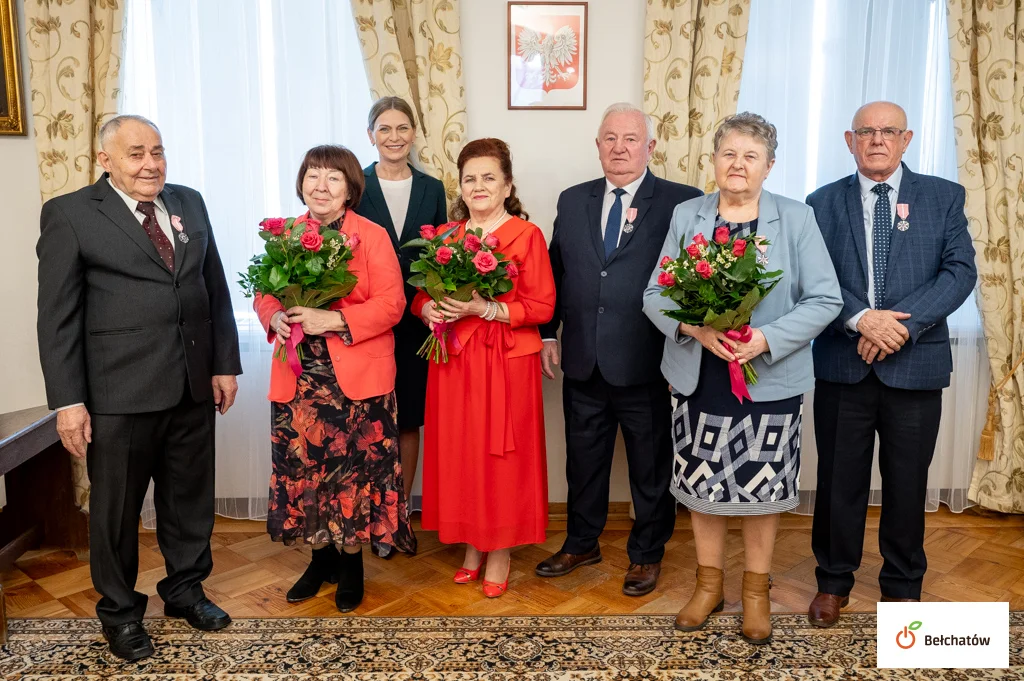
[671,349,802,516]
[267,336,417,556]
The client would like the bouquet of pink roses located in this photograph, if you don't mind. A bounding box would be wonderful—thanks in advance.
[656,224,782,402]
[239,215,359,374]
[403,222,518,362]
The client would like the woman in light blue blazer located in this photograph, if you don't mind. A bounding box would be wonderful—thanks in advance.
[642,113,842,644]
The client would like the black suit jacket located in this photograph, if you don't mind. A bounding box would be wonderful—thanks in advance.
[36,174,242,414]
[540,171,702,386]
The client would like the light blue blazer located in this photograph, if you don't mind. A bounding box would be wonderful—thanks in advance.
[642,190,843,402]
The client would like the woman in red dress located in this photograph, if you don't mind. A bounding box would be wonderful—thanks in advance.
[411,138,555,597]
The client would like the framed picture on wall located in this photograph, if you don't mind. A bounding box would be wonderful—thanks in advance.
[508,2,588,110]
[0,0,25,135]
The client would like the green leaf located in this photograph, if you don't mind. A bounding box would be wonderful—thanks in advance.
[307,256,324,276]
[450,282,477,302]
[402,238,432,249]
[269,266,285,289]
[909,621,922,630]
[409,260,429,273]
[259,230,273,241]
[407,273,427,288]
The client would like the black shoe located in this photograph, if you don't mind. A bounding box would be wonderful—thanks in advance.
[164,597,231,631]
[287,545,341,603]
[335,548,364,613]
[102,621,155,661]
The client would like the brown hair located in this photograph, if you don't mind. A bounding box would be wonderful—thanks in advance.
[295,145,364,209]
[451,138,528,221]
[368,96,417,131]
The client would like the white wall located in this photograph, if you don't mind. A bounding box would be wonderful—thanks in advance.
[462,0,648,502]
[0,0,45,413]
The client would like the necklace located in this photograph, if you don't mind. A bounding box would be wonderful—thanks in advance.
[469,210,509,236]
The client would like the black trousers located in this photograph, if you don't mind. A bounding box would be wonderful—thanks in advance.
[812,373,942,599]
[87,391,216,626]
[561,367,675,564]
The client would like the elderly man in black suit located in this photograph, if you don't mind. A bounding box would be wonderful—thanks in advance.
[36,115,241,660]
[535,103,701,596]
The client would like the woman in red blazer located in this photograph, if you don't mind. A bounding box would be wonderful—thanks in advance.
[255,145,416,613]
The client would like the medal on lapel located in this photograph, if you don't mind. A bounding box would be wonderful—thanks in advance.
[622,207,638,234]
[754,235,769,265]
[172,215,189,243]
[896,203,910,232]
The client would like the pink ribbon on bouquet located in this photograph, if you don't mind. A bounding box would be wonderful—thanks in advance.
[432,320,463,353]
[285,323,305,377]
[725,325,753,403]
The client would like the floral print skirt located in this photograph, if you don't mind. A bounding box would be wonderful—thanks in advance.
[267,336,416,556]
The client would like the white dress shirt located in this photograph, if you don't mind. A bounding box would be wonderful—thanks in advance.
[57,182,175,412]
[379,176,413,235]
[601,169,647,247]
[847,164,903,332]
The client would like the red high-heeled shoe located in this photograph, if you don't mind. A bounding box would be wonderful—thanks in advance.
[454,553,488,584]
[482,557,511,598]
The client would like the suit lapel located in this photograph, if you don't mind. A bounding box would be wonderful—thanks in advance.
[756,190,780,263]
[605,171,655,266]
[586,179,606,262]
[399,168,428,244]
[362,164,396,240]
[884,163,915,279]
[94,176,170,273]
[161,186,187,279]
[845,173,869,282]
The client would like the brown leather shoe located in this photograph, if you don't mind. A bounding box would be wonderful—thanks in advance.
[623,562,661,596]
[808,592,849,628]
[880,597,919,602]
[535,547,602,577]
[675,565,724,631]
[741,571,772,645]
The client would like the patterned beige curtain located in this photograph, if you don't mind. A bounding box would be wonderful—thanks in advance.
[25,0,125,509]
[349,0,467,204]
[948,0,1024,513]
[642,0,751,194]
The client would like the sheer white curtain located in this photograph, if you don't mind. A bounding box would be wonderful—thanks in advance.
[738,0,988,513]
[121,0,375,523]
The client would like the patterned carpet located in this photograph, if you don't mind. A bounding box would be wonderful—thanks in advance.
[1,613,1022,679]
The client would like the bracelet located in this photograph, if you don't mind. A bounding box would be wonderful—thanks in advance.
[488,302,498,321]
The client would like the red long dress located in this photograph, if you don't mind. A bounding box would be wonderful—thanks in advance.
[411,217,556,551]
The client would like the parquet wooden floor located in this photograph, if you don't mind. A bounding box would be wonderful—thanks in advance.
[4,506,1023,619]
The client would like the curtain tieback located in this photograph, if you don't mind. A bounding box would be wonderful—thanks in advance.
[977,348,1024,461]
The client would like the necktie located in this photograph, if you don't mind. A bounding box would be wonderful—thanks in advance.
[604,188,627,260]
[136,201,174,271]
[871,183,892,308]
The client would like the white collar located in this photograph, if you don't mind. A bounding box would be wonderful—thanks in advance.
[605,169,648,198]
[108,178,167,214]
[857,164,903,197]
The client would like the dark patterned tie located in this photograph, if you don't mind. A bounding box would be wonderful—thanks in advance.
[604,188,626,260]
[136,201,174,271]
[871,183,892,308]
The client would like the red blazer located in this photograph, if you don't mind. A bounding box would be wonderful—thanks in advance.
[410,217,555,357]
[255,211,405,402]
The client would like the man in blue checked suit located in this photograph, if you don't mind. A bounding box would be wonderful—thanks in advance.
[805,102,977,627]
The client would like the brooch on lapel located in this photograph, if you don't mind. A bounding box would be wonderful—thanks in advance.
[754,234,769,265]
[622,207,638,234]
[896,203,910,231]
[171,215,188,243]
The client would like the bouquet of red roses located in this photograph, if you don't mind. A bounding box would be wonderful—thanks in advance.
[239,215,359,374]
[403,222,518,363]
[656,224,782,402]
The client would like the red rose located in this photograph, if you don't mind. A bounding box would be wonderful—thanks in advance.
[420,224,437,240]
[259,217,286,235]
[695,260,714,279]
[435,246,453,265]
[660,255,672,268]
[686,244,701,259]
[714,226,730,244]
[732,239,747,257]
[348,233,361,249]
[464,234,482,253]
[657,270,676,286]
[300,230,323,252]
[472,250,498,274]
[304,218,321,232]
[506,260,520,278]
[484,234,500,249]
[692,233,708,247]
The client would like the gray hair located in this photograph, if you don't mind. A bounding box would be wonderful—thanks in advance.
[712,112,778,162]
[99,114,161,150]
[599,102,655,144]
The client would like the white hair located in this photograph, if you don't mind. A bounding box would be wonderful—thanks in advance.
[99,114,161,150]
[598,102,655,144]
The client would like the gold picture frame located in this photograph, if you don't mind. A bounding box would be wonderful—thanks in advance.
[0,0,24,135]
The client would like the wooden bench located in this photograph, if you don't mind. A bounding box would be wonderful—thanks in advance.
[0,406,89,644]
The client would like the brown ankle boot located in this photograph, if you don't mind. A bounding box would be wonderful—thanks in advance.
[674,565,725,631]
[741,571,772,645]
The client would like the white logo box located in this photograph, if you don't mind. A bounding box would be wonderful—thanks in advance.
[877,602,1009,669]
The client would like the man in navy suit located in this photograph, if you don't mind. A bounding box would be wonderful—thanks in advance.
[806,102,976,626]
[534,103,701,596]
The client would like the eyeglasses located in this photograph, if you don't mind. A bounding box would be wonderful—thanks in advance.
[853,127,906,140]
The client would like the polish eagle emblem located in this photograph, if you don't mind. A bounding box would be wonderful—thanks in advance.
[516,25,579,90]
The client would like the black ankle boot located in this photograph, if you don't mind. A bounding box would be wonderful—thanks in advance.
[287,545,340,603]
[335,548,364,612]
